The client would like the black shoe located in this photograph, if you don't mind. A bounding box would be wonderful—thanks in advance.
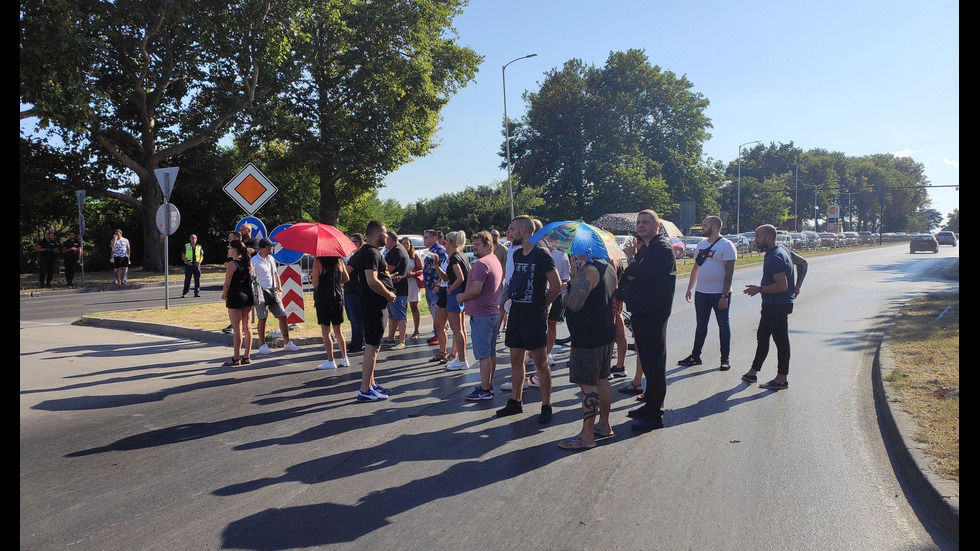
[180,294,186,298]
[496,398,523,417]
[608,367,627,379]
[222,325,234,334]
[627,404,654,418]
[631,415,665,432]
[719,359,731,371]
[677,354,702,366]
[194,293,200,298]
[538,404,553,424]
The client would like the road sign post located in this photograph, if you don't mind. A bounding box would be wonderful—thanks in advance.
[155,168,180,308]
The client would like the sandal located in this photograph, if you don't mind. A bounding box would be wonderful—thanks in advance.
[619,381,643,394]
[428,353,447,362]
[241,357,251,365]
[223,357,241,366]
[558,436,596,450]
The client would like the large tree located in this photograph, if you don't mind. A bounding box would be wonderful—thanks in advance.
[237,0,482,228]
[510,49,712,223]
[21,0,293,270]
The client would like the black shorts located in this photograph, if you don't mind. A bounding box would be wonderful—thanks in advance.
[568,343,614,385]
[113,256,130,268]
[548,292,565,322]
[436,287,448,309]
[361,303,385,347]
[504,304,548,351]
[315,299,345,327]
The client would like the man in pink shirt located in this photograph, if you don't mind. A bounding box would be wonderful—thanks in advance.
[456,230,504,401]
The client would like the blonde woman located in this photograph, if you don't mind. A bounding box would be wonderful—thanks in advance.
[401,236,424,340]
[437,230,471,370]
[221,240,255,366]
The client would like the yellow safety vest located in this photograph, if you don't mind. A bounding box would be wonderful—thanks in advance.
[184,243,203,263]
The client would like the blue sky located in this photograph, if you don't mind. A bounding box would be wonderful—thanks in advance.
[381,0,959,220]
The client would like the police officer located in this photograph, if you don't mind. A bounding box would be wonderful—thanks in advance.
[35,230,60,288]
[181,233,204,298]
[62,230,82,288]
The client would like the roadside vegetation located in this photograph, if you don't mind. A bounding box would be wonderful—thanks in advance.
[884,290,959,483]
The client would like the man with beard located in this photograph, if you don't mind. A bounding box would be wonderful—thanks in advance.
[495,215,562,423]
[349,220,397,402]
[677,215,738,371]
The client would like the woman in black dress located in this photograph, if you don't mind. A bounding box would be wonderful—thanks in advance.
[221,240,255,366]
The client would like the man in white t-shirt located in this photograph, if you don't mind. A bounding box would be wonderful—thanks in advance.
[251,238,300,354]
[678,216,738,371]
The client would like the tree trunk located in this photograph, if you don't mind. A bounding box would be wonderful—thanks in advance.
[318,169,340,227]
[139,175,166,272]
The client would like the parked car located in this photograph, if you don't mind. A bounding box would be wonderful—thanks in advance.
[723,234,751,254]
[401,234,433,262]
[857,231,874,244]
[935,231,957,247]
[909,233,939,254]
[775,232,793,248]
[801,231,820,248]
[788,232,805,249]
[841,231,861,246]
[668,237,685,259]
[818,232,837,248]
[680,236,705,258]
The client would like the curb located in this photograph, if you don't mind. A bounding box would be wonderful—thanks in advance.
[874,336,959,548]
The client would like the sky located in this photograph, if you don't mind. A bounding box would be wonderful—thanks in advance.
[380,0,959,221]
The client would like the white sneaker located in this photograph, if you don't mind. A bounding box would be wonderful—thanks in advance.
[525,355,534,365]
[445,358,469,371]
[547,354,556,366]
[267,329,282,338]
[338,357,351,367]
[257,344,272,355]
[316,360,337,370]
[528,374,541,388]
[501,378,529,391]
[283,341,300,352]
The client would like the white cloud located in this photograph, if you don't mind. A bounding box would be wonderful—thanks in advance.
[942,157,959,168]
[892,149,915,158]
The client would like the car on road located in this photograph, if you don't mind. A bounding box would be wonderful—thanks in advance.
[909,233,939,254]
[818,232,837,248]
[857,231,874,244]
[723,234,751,254]
[680,236,705,258]
[801,231,820,248]
[935,231,957,247]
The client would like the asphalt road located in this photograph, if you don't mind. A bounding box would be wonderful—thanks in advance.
[20,244,958,550]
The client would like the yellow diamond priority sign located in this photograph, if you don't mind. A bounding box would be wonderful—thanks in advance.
[223,163,278,215]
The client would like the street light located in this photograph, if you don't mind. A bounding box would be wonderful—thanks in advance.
[736,140,761,235]
[503,53,538,220]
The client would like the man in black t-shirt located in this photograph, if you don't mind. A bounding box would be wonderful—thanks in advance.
[383,231,410,348]
[344,233,365,353]
[62,230,82,288]
[350,220,396,403]
[35,231,59,288]
[496,216,562,423]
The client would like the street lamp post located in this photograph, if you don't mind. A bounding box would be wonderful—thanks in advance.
[503,53,538,221]
[736,140,761,235]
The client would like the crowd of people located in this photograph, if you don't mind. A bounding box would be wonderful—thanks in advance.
[36,209,807,451]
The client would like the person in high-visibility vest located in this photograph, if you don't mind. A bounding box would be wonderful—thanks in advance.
[181,234,203,298]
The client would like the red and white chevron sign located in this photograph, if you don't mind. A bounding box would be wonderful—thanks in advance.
[278,264,306,324]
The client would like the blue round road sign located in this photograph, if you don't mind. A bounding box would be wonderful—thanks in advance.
[269,224,304,264]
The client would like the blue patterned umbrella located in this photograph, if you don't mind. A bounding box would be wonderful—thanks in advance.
[530,219,627,261]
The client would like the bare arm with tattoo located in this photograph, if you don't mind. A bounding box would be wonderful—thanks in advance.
[562,265,599,312]
[790,250,808,296]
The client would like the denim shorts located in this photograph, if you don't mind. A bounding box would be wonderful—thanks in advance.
[445,288,465,313]
[469,313,501,359]
[387,295,408,320]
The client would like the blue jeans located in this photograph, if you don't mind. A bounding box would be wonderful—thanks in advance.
[425,287,439,337]
[344,288,364,349]
[691,291,731,360]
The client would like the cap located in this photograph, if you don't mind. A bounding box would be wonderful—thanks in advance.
[258,238,274,249]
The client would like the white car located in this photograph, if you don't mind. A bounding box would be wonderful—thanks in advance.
[680,236,705,258]
[400,234,434,262]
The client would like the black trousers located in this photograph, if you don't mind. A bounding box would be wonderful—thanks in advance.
[751,302,793,375]
[631,313,670,415]
[63,257,77,284]
[39,258,55,286]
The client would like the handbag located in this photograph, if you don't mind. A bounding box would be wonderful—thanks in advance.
[251,274,265,304]
[694,238,720,267]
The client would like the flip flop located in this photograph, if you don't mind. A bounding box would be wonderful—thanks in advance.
[741,373,757,384]
[594,427,615,439]
[558,436,596,450]
[619,381,643,394]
